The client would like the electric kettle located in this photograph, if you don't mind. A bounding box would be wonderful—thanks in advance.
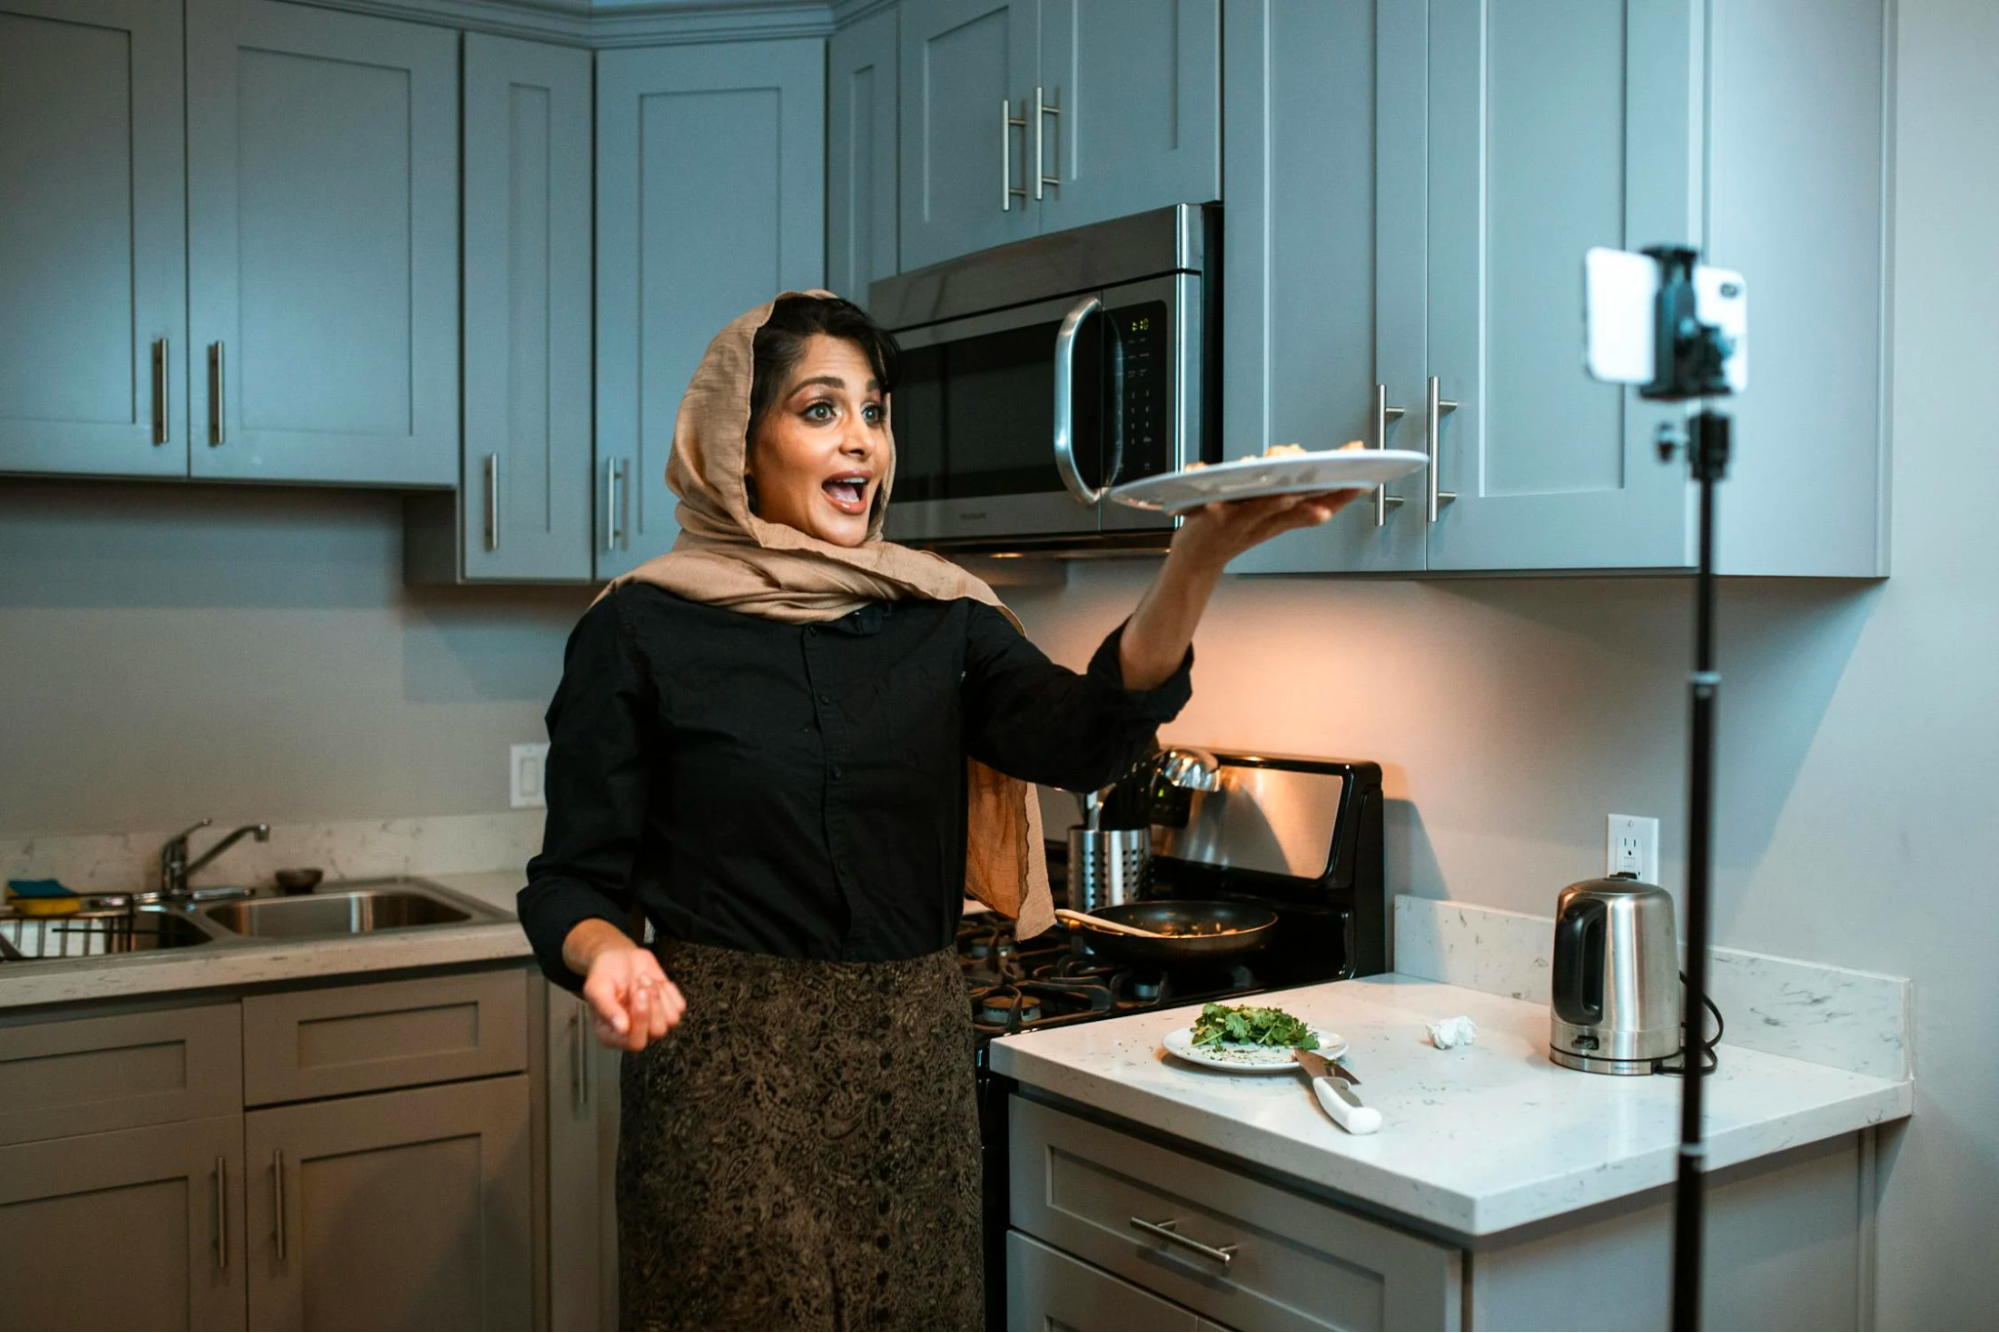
[1549,873,1682,1075]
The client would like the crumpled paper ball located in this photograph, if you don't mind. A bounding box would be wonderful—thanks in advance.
[1427,1015,1478,1049]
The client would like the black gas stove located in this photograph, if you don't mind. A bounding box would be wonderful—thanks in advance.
[965,750,1388,1328]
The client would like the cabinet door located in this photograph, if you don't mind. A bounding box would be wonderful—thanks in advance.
[1035,0,1220,236]
[0,0,186,477]
[595,39,824,579]
[1007,1231,1200,1332]
[544,986,618,1332]
[1225,0,1426,576]
[186,0,458,487]
[1423,0,1699,571]
[245,1075,532,1331]
[828,6,901,306]
[0,1115,246,1330]
[459,33,594,581]
[898,0,1038,270]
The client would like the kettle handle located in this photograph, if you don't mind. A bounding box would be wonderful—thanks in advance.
[1552,898,1608,1026]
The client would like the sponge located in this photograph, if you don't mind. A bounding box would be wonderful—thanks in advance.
[6,879,82,917]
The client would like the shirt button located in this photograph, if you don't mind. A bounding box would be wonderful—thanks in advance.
[831,766,844,781]
[819,693,833,705]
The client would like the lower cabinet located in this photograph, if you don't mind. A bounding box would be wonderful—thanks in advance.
[1009,1096,1462,1331]
[544,983,620,1331]
[0,1114,247,1330]
[1008,1230,1203,1331]
[244,1075,533,1331]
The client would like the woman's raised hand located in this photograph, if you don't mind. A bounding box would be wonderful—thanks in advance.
[564,919,687,1052]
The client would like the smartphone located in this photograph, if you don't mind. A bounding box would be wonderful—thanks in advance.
[1583,247,1748,393]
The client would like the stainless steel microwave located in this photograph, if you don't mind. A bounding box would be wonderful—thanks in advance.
[867,203,1218,551]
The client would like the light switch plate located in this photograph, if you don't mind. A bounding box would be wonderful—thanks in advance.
[510,742,550,809]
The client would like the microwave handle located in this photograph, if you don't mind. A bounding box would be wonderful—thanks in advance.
[1053,294,1104,506]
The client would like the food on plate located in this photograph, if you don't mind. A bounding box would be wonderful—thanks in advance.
[1190,1001,1320,1050]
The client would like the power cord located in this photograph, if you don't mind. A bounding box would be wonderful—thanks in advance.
[1655,971,1724,1075]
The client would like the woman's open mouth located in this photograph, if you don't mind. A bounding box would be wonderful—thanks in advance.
[821,475,870,515]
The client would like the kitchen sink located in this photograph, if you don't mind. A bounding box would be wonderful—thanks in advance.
[0,903,219,961]
[200,878,503,939]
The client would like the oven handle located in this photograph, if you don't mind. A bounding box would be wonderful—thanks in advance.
[1052,294,1104,506]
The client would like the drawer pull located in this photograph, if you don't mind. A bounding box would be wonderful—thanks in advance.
[1129,1215,1239,1266]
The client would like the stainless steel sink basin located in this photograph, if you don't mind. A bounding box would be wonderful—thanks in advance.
[200,878,503,939]
[0,903,218,961]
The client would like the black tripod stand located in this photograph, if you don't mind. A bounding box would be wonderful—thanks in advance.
[1638,246,1739,1332]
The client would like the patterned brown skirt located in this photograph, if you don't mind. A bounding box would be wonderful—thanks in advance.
[617,940,983,1332]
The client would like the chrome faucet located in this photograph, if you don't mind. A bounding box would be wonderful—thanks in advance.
[155,819,270,900]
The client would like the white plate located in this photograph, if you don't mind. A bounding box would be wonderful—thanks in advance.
[1109,448,1430,513]
[1162,1025,1348,1073]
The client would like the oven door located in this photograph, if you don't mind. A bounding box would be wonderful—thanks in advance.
[885,292,1106,545]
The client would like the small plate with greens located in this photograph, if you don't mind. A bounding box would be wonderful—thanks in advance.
[1162,1002,1347,1072]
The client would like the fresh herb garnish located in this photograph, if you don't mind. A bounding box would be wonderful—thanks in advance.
[1190,1002,1319,1050]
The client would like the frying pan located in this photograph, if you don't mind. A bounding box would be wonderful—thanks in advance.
[1064,900,1277,967]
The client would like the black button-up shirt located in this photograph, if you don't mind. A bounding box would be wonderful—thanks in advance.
[516,584,1191,989]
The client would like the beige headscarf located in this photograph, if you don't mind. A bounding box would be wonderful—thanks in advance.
[600,292,1054,938]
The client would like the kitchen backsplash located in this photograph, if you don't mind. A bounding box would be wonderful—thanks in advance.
[0,810,543,894]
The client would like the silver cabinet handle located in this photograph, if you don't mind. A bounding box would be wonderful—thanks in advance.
[272,1148,286,1261]
[1426,375,1458,522]
[1129,1216,1238,1266]
[214,1155,228,1270]
[1034,85,1060,200]
[484,453,500,551]
[604,458,629,551]
[1001,99,1027,212]
[208,342,226,446]
[1373,383,1407,528]
[1052,294,1103,505]
[153,338,170,445]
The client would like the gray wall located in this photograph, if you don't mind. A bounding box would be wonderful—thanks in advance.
[0,480,589,835]
[1013,4,1997,1323]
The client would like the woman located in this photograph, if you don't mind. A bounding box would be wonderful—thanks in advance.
[518,292,1353,1331]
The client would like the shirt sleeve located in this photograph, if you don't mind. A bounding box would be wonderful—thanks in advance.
[961,601,1193,792]
[517,590,656,992]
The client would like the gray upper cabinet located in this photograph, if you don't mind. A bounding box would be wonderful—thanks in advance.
[0,1115,248,1331]
[595,39,825,579]
[897,0,1219,272]
[1235,0,1889,578]
[828,5,901,306]
[898,0,1038,272]
[0,0,187,478]
[409,32,594,582]
[1034,0,1220,236]
[186,0,458,488]
[1225,0,1422,576]
[1422,0,1698,573]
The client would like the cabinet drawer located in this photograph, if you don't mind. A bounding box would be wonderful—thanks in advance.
[1010,1096,1461,1331]
[0,1002,241,1146]
[243,969,527,1105]
[1007,1230,1201,1331]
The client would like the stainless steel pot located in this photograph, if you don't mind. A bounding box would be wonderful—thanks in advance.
[1066,826,1150,914]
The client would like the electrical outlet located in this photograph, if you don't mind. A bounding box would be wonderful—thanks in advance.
[510,742,550,809]
[1606,813,1660,884]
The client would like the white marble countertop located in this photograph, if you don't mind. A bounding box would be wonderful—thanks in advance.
[0,870,533,1011]
[989,974,1913,1237]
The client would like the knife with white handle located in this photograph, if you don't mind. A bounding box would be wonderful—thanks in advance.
[1294,1047,1383,1135]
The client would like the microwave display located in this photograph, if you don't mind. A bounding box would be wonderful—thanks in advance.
[889,300,1169,503]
